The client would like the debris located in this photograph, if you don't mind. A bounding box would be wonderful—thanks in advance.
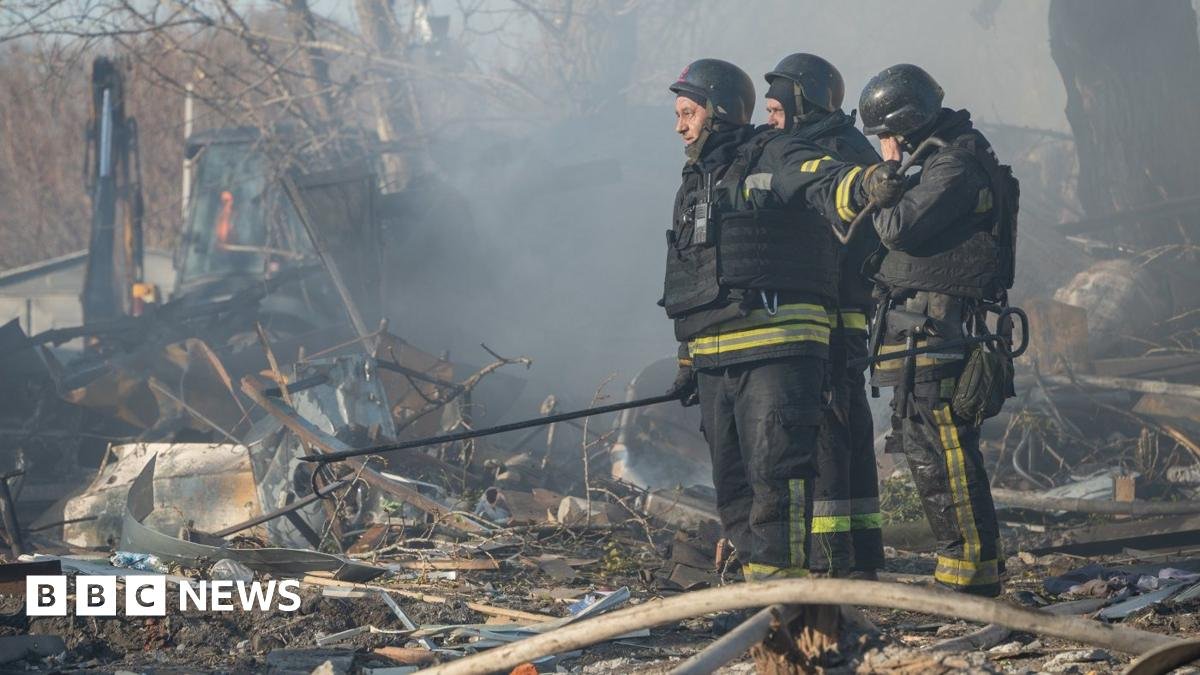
[241,379,490,535]
[0,635,66,665]
[373,647,437,666]
[0,559,60,594]
[315,625,409,647]
[1097,583,1187,620]
[32,441,265,548]
[670,604,801,675]
[121,454,385,581]
[298,574,555,624]
[211,558,255,582]
[536,556,577,582]
[412,579,1180,675]
[556,496,620,526]
[110,551,168,573]
[389,559,499,571]
[1040,648,1111,672]
[986,640,1025,657]
[474,487,512,526]
[993,487,1200,516]
[265,648,354,675]
[927,624,1012,653]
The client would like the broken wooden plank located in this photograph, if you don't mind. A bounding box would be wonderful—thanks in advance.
[1029,512,1200,555]
[1092,354,1200,381]
[299,573,554,623]
[389,559,499,571]
[1039,372,1200,400]
[992,488,1200,516]
[1020,298,1089,371]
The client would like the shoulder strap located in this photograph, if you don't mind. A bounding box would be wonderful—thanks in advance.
[718,131,778,189]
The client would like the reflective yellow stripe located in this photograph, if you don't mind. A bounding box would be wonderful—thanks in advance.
[745,563,809,581]
[873,339,963,371]
[800,155,833,172]
[935,556,999,587]
[810,515,852,534]
[974,187,993,213]
[704,303,829,333]
[827,309,868,332]
[850,513,883,530]
[688,325,830,356]
[789,478,806,567]
[934,405,983,570]
[688,303,832,356]
[836,166,863,222]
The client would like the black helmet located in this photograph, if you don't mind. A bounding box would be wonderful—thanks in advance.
[764,53,844,113]
[858,64,944,137]
[669,58,755,126]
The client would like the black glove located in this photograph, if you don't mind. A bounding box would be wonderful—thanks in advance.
[666,360,699,407]
[862,160,904,208]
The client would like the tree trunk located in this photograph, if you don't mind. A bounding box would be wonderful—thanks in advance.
[283,0,336,122]
[353,0,416,189]
[1049,0,1200,250]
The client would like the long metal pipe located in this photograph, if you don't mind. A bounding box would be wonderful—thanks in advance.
[670,604,801,675]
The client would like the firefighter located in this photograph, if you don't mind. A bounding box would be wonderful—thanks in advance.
[763,53,884,579]
[857,64,1020,597]
[662,58,900,580]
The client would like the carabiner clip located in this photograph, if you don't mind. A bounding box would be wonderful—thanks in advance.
[760,290,779,317]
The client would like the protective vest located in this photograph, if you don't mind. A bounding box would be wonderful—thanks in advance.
[875,132,1019,301]
[662,131,839,320]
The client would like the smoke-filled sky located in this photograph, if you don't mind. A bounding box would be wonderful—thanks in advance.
[383,0,1121,415]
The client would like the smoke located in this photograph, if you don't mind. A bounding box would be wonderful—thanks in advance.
[380,0,1083,412]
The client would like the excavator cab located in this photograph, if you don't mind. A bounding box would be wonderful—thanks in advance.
[174,127,312,301]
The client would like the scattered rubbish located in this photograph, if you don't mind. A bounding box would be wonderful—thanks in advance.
[110,551,169,573]
[1041,648,1112,672]
[474,487,512,525]
[210,558,254,582]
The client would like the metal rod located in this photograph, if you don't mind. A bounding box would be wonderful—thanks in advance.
[26,516,98,534]
[300,394,678,463]
[264,373,328,398]
[376,360,463,392]
[211,479,347,537]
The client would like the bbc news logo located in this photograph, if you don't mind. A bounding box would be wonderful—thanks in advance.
[26,576,303,616]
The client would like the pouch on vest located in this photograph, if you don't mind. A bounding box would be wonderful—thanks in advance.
[951,344,1014,426]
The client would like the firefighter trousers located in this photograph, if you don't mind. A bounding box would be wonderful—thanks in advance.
[809,330,883,574]
[697,356,826,578]
[885,377,1004,596]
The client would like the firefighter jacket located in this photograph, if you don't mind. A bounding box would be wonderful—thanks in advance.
[794,110,883,333]
[867,109,1013,300]
[661,125,871,369]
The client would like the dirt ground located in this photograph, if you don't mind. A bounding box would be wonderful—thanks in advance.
[2,540,1198,674]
